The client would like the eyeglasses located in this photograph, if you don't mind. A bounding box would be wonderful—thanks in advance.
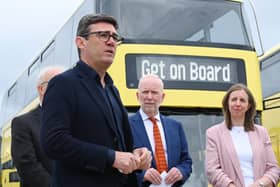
[40,81,49,86]
[81,31,123,44]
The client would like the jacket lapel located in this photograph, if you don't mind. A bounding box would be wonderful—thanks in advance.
[221,123,245,186]
[75,63,118,135]
[134,112,153,149]
[248,128,260,180]
[160,115,173,168]
[134,112,156,166]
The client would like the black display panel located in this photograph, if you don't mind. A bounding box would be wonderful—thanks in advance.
[125,54,246,91]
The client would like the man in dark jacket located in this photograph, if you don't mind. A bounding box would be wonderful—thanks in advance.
[40,14,151,187]
[11,66,64,187]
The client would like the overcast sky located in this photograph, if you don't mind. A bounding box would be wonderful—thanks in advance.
[0,0,279,109]
[0,0,83,106]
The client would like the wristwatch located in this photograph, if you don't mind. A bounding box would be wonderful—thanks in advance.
[258,181,265,187]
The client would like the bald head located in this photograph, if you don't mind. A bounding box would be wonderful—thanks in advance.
[138,74,164,91]
[137,74,165,117]
[37,66,65,104]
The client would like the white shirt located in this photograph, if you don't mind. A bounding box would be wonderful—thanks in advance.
[230,126,254,187]
[139,109,168,163]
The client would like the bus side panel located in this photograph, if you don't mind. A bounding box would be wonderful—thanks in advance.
[262,94,280,164]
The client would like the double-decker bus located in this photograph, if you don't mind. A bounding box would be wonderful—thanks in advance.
[260,44,280,164]
[0,0,262,186]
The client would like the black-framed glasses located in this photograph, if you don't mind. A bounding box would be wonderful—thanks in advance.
[81,31,123,44]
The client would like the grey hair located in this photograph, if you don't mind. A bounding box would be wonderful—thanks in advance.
[138,74,164,90]
[37,65,66,86]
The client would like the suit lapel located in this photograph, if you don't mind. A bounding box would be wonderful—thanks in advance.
[221,123,245,185]
[160,116,173,168]
[134,112,156,166]
[134,113,153,149]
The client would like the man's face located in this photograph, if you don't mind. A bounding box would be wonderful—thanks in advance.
[137,77,165,116]
[77,22,119,71]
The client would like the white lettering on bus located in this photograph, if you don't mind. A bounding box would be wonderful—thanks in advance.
[223,64,230,81]
[169,64,186,80]
[141,60,166,79]
[190,62,230,82]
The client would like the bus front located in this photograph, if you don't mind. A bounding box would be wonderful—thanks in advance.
[100,0,262,186]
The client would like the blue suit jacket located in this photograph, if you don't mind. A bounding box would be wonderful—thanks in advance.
[129,111,192,187]
[41,61,137,187]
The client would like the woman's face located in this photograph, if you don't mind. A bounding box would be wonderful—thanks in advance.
[228,89,250,120]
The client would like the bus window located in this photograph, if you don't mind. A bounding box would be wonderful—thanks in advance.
[100,0,252,46]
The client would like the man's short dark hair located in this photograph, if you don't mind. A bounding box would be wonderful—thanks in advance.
[76,14,119,59]
[77,14,118,37]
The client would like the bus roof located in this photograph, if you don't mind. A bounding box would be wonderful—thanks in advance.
[259,44,280,62]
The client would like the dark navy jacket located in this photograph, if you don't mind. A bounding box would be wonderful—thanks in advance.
[41,61,137,187]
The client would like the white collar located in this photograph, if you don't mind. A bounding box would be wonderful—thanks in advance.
[139,108,160,121]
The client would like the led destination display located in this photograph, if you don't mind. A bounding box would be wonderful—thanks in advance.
[125,54,246,91]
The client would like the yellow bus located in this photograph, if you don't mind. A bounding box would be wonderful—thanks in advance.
[0,0,262,186]
[260,44,280,164]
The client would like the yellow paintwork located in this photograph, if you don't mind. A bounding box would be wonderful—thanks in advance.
[260,45,280,187]
[110,44,263,110]
[1,43,262,187]
[1,1,264,186]
[1,99,39,187]
[1,169,18,187]
[1,42,263,187]
[259,44,280,62]
[262,92,280,164]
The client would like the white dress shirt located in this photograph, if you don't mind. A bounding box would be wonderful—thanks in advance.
[230,126,254,187]
[139,109,168,163]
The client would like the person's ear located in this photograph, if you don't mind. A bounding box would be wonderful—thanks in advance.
[75,36,87,49]
[161,92,165,103]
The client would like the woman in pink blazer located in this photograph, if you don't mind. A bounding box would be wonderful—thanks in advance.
[205,84,280,187]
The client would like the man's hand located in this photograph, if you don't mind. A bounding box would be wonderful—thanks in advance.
[133,147,152,170]
[144,168,162,185]
[113,151,140,174]
[164,167,183,185]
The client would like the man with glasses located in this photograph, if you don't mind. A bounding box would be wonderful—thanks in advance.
[40,14,151,187]
[11,66,64,187]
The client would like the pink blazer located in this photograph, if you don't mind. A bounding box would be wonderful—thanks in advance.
[205,122,280,187]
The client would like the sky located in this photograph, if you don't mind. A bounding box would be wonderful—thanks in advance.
[0,0,84,107]
[0,0,279,110]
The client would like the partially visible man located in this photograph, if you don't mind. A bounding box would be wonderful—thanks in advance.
[129,74,192,187]
[11,66,65,187]
[40,14,151,187]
